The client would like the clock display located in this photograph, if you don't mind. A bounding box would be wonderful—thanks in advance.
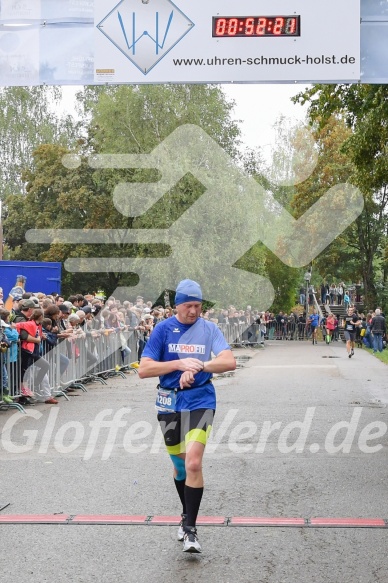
[212,16,301,37]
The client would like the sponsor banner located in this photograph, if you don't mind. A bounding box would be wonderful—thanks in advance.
[0,27,39,86]
[4,0,386,86]
[41,0,94,20]
[94,0,360,83]
[0,0,40,20]
[40,26,94,84]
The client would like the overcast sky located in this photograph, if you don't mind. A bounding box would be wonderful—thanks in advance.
[222,83,309,154]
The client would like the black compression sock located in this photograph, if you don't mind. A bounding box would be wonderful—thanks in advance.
[174,478,186,514]
[184,485,204,528]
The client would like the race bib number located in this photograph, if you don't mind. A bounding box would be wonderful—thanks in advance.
[155,387,177,413]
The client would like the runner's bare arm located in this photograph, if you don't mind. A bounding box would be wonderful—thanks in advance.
[138,356,204,378]
[202,349,236,374]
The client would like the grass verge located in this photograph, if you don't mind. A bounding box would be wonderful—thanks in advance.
[364,347,388,365]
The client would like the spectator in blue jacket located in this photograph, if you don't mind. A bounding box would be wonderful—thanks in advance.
[344,291,351,312]
[0,308,19,404]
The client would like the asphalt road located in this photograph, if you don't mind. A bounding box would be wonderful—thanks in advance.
[0,340,387,583]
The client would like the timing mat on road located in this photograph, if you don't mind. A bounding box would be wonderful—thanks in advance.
[0,514,387,528]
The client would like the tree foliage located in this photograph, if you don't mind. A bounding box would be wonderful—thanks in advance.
[4,83,386,311]
[4,85,264,300]
[293,84,388,310]
[241,119,306,312]
[0,86,76,199]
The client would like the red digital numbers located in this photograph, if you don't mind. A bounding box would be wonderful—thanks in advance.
[245,17,255,35]
[215,18,227,36]
[213,16,300,37]
[256,17,266,36]
[227,18,238,36]
[273,17,284,35]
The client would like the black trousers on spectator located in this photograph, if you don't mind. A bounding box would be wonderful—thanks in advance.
[21,349,50,387]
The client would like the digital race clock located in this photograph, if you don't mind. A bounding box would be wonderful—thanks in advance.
[212,16,301,37]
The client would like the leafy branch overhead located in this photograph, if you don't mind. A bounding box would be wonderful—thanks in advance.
[292,84,388,308]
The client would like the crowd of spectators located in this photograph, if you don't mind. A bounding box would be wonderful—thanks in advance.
[352,308,387,353]
[321,282,348,306]
[299,281,363,308]
[0,291,160,406]
[0,285,386,408]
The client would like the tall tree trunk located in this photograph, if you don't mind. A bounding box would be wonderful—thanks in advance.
[357,217,377,310]
[363,270,377,310]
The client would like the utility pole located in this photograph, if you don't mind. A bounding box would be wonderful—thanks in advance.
[304,267,312,315]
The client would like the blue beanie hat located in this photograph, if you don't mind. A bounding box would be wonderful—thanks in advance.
[175,279,202,306]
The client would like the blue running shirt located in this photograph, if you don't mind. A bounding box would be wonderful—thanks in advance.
[309,313,320,327]
[142,316,230,412]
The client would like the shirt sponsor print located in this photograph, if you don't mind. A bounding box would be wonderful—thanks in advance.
[168,343,205,354]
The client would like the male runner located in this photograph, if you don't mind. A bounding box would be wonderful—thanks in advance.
[308,308,320,345]
[138,279,236,553]
[343,306,361,358]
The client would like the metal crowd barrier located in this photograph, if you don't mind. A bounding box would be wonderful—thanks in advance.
[217,323,265,347]
[0,345,25,413]
[268,321,308,341]
[0,327,140,412]
[217,320,331,345]
[51,328,139,391]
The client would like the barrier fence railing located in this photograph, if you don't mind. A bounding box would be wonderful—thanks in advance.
[0,327,139,412]
[0,347,25,413]
[217,321,339,346]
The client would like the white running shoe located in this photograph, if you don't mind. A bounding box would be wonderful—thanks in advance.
[183,527,202,553]
[177,514,187,541]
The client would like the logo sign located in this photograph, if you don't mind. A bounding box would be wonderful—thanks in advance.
[96,0,194,75]
[95,0,360,83]
[168,344,206,354]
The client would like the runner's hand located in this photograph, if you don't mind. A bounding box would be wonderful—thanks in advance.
[179,370,195,390]
[176,358,204,373]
